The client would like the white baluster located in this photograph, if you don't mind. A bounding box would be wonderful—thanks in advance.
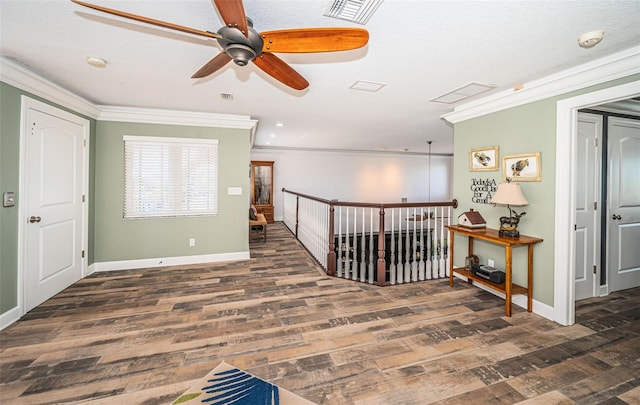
[405,207,411,283]
[432,206,439,278]
[446,206,451,277]
[397,208,403,284]
[338,206,343,277]
[390,208,396,285]
[426,207,432,280]
[360,208,366,282]
[418,209,425,281]
[344,207,351,279]
[352,207,358,281]
[412,207,418,282]
[368,208,374,284]
[439,206,446,278]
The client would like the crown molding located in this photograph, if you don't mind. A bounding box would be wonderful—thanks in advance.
[98,105,258,131]
[0,56,100,118]
[1,57,257,134]
[442,46,640,124]
[252,145,453,157]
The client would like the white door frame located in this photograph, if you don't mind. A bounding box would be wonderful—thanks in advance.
[554,80,640,326]
[17,96,90,317]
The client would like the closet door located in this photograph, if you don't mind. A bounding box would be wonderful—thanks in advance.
[607,117,640,292]
[574,113,601,300]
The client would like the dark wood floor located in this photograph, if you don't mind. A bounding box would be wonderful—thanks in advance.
[1,222,639,404]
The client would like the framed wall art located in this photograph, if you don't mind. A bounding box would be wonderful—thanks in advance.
[503,152,541,181]
[469,146,499,171]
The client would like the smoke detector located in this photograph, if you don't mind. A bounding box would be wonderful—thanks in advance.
[578,30,604,49]
[86,57,107,68]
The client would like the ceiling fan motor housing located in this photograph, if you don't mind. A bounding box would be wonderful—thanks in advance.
[217,19,264,66]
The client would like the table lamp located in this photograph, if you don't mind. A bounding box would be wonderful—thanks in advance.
[491,180,528,237]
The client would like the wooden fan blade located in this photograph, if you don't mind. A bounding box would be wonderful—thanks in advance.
[71,0,221,39]
[260,28,369,53]
[213,0,249,37]
[191,52,232,78]
[253,53,309,90]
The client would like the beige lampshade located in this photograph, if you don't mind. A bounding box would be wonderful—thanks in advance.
[491,182,529,206]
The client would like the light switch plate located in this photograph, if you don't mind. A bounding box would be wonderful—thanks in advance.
[227,187,242,195]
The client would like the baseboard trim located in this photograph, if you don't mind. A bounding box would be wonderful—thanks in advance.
[453,272,554,321]
[93,251,250,272]
[0,306,21,331]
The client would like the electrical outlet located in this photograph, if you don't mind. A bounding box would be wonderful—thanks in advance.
[488,259,495,267]
[189,238,196,247]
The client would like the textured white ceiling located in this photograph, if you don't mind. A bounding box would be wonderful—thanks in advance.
[2,0,639,154]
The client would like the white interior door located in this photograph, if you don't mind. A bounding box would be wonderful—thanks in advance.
[23,98,88,313]
[575,113,601,300]
[607,116,640,292]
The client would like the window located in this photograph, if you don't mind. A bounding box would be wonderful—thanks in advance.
[123,136,218,218]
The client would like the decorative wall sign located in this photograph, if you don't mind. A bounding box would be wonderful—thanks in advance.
[503,152,541,181]
[470,178,498,204]
[469,146,499,171]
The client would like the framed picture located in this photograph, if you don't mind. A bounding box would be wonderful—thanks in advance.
[469,146,499,171]
[503,152,541,181]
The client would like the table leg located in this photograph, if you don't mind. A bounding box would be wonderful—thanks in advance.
[448,229,454,287]
[505,245,513,317]
[527,243,533,312]
[467,237,474,284]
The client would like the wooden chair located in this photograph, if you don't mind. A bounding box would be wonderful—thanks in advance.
[249,211,267,241]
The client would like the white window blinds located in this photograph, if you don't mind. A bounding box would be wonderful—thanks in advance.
[123,136,218,218]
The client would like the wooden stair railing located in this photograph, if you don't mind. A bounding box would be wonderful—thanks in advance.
[282,188,457,286]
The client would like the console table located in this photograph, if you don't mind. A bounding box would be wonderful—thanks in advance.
[446,225,543,317]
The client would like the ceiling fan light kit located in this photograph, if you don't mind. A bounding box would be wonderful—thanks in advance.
[70,0,369,90]
[216,18,263,66]
[225,44,257,66]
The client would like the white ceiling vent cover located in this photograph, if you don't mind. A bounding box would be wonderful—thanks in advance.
[351,80,386,92]
[324,0,384,25]
[430,82,497,104]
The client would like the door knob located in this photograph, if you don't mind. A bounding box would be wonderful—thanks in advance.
[611,214,622,220]
[29,216,41,223]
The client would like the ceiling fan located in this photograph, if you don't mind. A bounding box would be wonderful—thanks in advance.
[71,0,370,90]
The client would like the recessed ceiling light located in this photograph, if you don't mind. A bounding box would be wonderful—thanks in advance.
[86,57,107,68]
[269,134,276,138]
[276,123,284,127]
[578,30,604,48]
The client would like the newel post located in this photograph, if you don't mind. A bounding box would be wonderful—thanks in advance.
[376,205,386,286]
[327,204,336,276]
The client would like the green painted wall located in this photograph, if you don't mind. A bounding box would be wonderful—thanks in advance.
[93,121,250,262]
[452,74,640,307]
[0,83,22,314]
[0,82,97,314]
[1,81,250,317]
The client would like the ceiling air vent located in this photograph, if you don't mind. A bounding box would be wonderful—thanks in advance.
[350,80,385,92]
[324,0,383,25]
[430,82,497,104]
[220,93,234,101]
